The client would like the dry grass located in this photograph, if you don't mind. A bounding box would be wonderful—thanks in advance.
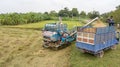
[92,19,106,27]
[0,27,70,67]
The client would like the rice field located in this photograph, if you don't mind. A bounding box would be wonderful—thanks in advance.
[0,20,120,67]
[3,20,83,29]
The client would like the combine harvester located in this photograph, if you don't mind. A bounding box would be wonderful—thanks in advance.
[76,17,120,57]
[42,17,76,50]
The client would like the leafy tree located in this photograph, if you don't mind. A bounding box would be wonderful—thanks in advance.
[71,8,79,17]
[49,10,58,17]
[58,7,70,17]
[80,11,86,18]
[43,12,51,20]
[87,11,100,19]
[111,10,120,23]
[116,5,120,10]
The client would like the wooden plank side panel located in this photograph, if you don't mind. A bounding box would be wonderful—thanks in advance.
[77,37,82,41]
[89,39,94,44]
[83,38,88,42]
[82,28,97,33]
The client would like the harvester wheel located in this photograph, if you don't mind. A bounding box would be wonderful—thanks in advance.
[111,45,117,50]
[43,42,49,48]
[42,44,49,48]
[52,46,59,51]
[55,47,58,50]
[67,42,71,45]
[96,50,104,58]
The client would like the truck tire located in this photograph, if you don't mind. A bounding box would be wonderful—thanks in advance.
[96,50,104,58]
[81,49,86,53]
[110,45,117,50]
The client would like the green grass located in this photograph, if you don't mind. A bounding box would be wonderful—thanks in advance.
[2,20,83,29]
[70,43,120,67]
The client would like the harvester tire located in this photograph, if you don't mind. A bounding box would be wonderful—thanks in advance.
[42,44,49,48]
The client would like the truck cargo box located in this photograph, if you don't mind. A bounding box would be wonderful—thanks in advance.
[76,26,118,57]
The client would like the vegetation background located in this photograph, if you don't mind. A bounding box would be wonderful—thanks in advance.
[0,5,120,25]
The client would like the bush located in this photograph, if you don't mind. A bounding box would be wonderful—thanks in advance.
[0,12,52,25]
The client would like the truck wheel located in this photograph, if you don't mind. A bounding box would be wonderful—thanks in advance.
[111,45,117,50]
[81,49,86,53]
[96,50,104,58]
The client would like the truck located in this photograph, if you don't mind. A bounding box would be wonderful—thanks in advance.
[76,21,119,57]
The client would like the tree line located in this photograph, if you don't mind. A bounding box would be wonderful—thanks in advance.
[0,7,100,25]
[0,12,51,25]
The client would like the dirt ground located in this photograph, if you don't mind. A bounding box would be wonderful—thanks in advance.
[0,27,70,67]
